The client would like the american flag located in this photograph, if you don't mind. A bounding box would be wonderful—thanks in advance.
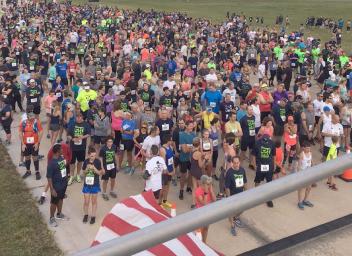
[92,191,221,256]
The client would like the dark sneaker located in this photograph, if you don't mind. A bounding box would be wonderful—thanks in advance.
[90,217,96,225]
[35,172,41,180]
[298,202,305,210]
[38,155,44,160]
[38,196,46,205]
[49,217,58,227]
[57,138,63,143]
[190,204,196,209]
[22,171,31,179]
[109,191,117,198]
[179,190,184,200]
[266,201,274,208]
[47,134,50,139]
[56,213,69,220]
[186,187,192,193]
[19,162,25,167]
[102,193,109,201]
[230,226,237,236]
[303,200,314,207]
[234,218,244,228]
[83,215,88,223]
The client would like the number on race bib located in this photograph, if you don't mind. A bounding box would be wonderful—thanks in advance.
[26,137,35,144]
[120,144,125,150]
[60,168,67,178]
[203,142,211,151]
[261,165,269,172]
[209,102,216,108]
[74,139,82,145]
[31,98,38,103]
[235,177,244,187]
[213,139,218,147]
[56,92,62,97]
[168,157,174,166]
[249,130,255,136]
[107,163,115,170]
[85,176,94,185]
[162,124,169,131]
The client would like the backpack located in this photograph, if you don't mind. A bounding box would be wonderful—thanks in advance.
[22,119,39,133]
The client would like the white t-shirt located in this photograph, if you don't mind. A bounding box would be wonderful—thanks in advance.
[145,156,167,192]
[222,88,236,104]
[313,99,323,117]
[322,122,343,147]
[258,64,266,79]
[205,73,218,82]
[163,80,176,90]
[252,104,261,128]
[142,135,161,160]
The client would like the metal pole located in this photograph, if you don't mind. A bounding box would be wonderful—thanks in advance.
[74,154,352,256]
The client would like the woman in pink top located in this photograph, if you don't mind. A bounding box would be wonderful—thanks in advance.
[43,90,57,138]
[111,104,123,149]
[195,175,216,243]
[257,117,274,139]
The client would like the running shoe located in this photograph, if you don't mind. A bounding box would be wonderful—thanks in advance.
[102,193,109,201]
[49,217,58,227]
[19,161,25,167]
[266,201,274,208]
[22,171,31,179]
[38,196,46,205]
[179,190,184,200]
[75,175,81,183]
[190,204,196,209]
[298,202,305,210]
[171,178,177,186]
[35,172,41,180]
[303,201,314,207]
[230,226,237,236]
[82,215,88,223]
[90,217,96,225]
[186,187,192,193]
[162,200,173,208]
[56,213,69,220]
[234,218,244,228]
[68,176,75,185]
[109,191,117,198]
[38,155,44,160]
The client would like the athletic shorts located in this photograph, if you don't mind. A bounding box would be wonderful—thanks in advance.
[23,144,39,156]
[121,139,134,152]
[254,170,273,183]
[70,150,86,164]
[101,167,117,180]
[94,136,106,145]
[248,59,257,66]
[2,121,12,134]
[162,173,172,186]
[241,136,255,151]
[82,185,101,194]
[179,161,191,174]
[33,105,41,115]
[51,186,67,205]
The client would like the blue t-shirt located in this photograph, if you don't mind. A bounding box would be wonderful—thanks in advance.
[204,90,222,113]
[46,157,68,191]
[179,131,196,162]
[167,60,177,76]
[56,63,68,79]
[121,119,136,140]
[237,109,246,122]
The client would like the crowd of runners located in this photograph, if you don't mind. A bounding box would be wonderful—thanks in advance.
[1,1,352,241]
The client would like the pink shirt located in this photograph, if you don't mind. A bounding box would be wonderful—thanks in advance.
[195,186,213,209]
[44,95,57,114]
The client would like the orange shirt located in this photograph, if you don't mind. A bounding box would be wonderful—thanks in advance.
[141,48,150,61]
[275,147,283,166]
[19,119,43,145]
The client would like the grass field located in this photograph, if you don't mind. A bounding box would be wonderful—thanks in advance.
[0,145,62,256]
[73,0,352,50]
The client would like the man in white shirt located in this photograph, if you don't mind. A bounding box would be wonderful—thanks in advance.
[322,114,344,156]
[222,82,237,104]
[313,92,324,122]
[144,145,167,200]
[205,68,218,83]
[142,126,161,161]
[163,76,176,90]
[123,41,132,56]
[258,60,266,82]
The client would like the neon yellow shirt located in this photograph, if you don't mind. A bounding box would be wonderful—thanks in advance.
[76,90,97,112]
[326,143,337,161]
[143,69,152,80]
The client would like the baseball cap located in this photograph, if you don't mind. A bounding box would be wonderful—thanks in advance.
[261,83,268,88]
[323,106,331,112]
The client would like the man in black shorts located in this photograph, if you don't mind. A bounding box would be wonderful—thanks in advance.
[47,144,69,227]
[67,112,91,185]
[252,134,276,207]
[240,106,256,169]
[100,136,118,201]
[26,78,42,118]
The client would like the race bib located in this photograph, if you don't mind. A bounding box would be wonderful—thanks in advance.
[168,157,174,166]
[131,90,136,95]
[30,66,35,71]
[144,102,149,107]
[162,124,169,131]
[309,125,313,131]
[107,163,115,170]
[74,139,82,145]
[235,177,244,187]
[289,134,297,139]
[70,68,75,73]
[16,51,20,55]
[56,92,62,97]
[85,176,94,185]
[60,168,67,178]
[120,144,124,150]
[103,54,107,57]
[261,164,269,172]
[291,63,296,67]
[232,129,237,134]
[213,139,218,147]
[281,116,286,122]
[250,54,255,58]
[31,98,37,103]
[249,129,255,136]
[192,65,196,69]
[203,142,211,151]
[109,81,113,85]
[26,137,35,144]
[209,102,216,108]
[12,62,17,67]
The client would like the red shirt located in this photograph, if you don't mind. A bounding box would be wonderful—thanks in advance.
[47,143,72,165]
[195,186,213,208]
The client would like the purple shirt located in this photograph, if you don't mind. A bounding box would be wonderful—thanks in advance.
[103,94,116,113]
[272,90,288,107]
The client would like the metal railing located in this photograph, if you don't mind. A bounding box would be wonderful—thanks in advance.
[74,154,352,256]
